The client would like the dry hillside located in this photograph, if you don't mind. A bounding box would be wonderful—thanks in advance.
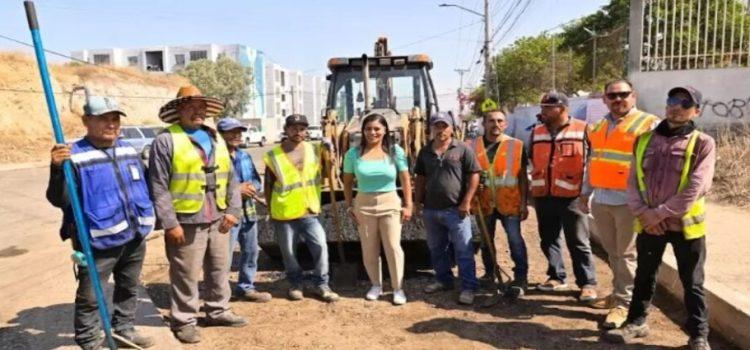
[0,52,188,163]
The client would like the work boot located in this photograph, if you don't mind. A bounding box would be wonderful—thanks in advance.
[313,285,340,303]
[602,307,628,329]
[424,281,452,294]
[173,325,201,344]
[287,286,304,301]
[537,278,568,292]
[79,337,104,350]
[688,336,711,350]
[115,328,155,348]
[458,290,475,305]
[588,294,615,309]
[238,289,272,303]
[205,311,248,328]
[604,322,650,343]
[579,285,598,302]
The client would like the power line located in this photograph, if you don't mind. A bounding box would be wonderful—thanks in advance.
[393,20,482,50]
[493,0,534,49]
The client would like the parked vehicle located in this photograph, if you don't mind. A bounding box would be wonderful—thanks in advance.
[119,125,161,161]
[307,125,323,140]
[241,125,267,147]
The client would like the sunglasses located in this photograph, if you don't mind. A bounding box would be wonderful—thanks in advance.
[605,91,632,100]
[666,96,697,109]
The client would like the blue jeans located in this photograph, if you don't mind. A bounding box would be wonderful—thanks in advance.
[272,216,330,287]
[229,218,260,294]
[423,207,478,291]
[480,211,528,282]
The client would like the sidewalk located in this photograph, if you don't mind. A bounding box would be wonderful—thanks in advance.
[591,202,750,349]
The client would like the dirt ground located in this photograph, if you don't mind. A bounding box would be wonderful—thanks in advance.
[140,210,737,350]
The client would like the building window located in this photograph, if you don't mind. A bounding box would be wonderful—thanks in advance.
[174,54,185,66]
[127,56,138,66]
[93,54,111,65]
[282,109,287,116]
[280,71,285,86]
[281,94,285,102]
[189,50,208,61]
[275,70,280,82]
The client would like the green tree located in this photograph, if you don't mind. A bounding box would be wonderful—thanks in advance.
[492,34,583,109]
[178,56,253,117]
[559,0,630,91]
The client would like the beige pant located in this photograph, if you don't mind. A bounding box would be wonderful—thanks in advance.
[354,191,405,290]
[592,202,637,308]
[166,220,231,330]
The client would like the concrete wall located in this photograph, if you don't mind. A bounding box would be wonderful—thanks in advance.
[629,68,750,127]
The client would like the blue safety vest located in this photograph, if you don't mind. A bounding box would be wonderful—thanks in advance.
[232,150,261,221]
[63,138,155,250]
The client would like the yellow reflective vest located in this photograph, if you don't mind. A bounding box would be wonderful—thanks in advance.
[167,124,231,213]
[634,130,706,239]
[263,142,322,221]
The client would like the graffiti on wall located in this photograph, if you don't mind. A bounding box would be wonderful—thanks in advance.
[700,97,750,119]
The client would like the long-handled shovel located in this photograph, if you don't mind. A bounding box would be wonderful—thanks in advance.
[23,2,117,349]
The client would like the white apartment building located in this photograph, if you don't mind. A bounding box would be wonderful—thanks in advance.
[71,44,326,141]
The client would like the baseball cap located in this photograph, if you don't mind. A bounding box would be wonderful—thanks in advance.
[539,91,569,107]
[429,111,454,127]
[668,86,702,105]
[284,114,309,128]
[216,117,247,132]
[84,95,126,117]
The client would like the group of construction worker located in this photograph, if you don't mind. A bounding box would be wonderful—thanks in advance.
[46,78,715,350]
[461,80,714,350]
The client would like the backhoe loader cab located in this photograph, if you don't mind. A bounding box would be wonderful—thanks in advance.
[257,38,439,261]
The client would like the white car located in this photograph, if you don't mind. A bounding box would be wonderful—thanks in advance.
[307,125,323,140]
[241,126,266,147]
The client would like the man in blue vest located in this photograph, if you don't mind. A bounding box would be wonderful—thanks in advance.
[217,117,272,302]
[46,95,156,350]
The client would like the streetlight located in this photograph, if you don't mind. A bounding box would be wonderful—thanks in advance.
[440,2,492,100]
[583,27,599,88]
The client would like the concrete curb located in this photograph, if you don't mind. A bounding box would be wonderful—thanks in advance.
[589,229,750,349]
[659,253,750,350]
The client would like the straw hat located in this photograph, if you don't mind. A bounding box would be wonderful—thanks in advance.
[158,85,224,123]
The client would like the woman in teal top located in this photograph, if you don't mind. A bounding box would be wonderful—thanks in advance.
[343,113,413,305]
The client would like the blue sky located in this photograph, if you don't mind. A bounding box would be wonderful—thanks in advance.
[0,0,609,111]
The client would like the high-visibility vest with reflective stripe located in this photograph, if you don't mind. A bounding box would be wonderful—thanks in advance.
[263,142,322,220]
[530,119,587,198]
[589,110,659,190]
[69,138,155,250]
[634,130,706,239]
[168,124,231,213]
[470,136,524,215]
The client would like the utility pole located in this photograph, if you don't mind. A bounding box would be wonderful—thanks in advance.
[455,68,469,117]
[584,27,599,89]
[483,0,492,100]
[551,35,556,91]
[592,35,597,88]
[439,1,492,99]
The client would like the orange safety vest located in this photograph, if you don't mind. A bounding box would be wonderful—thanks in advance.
[588,110,659,190]
[530,119,587,198]
[470,136,524,216]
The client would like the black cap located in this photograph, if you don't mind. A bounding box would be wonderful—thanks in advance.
[540,90,569,107]
[668,86,702,105]
[284,114,309,128]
